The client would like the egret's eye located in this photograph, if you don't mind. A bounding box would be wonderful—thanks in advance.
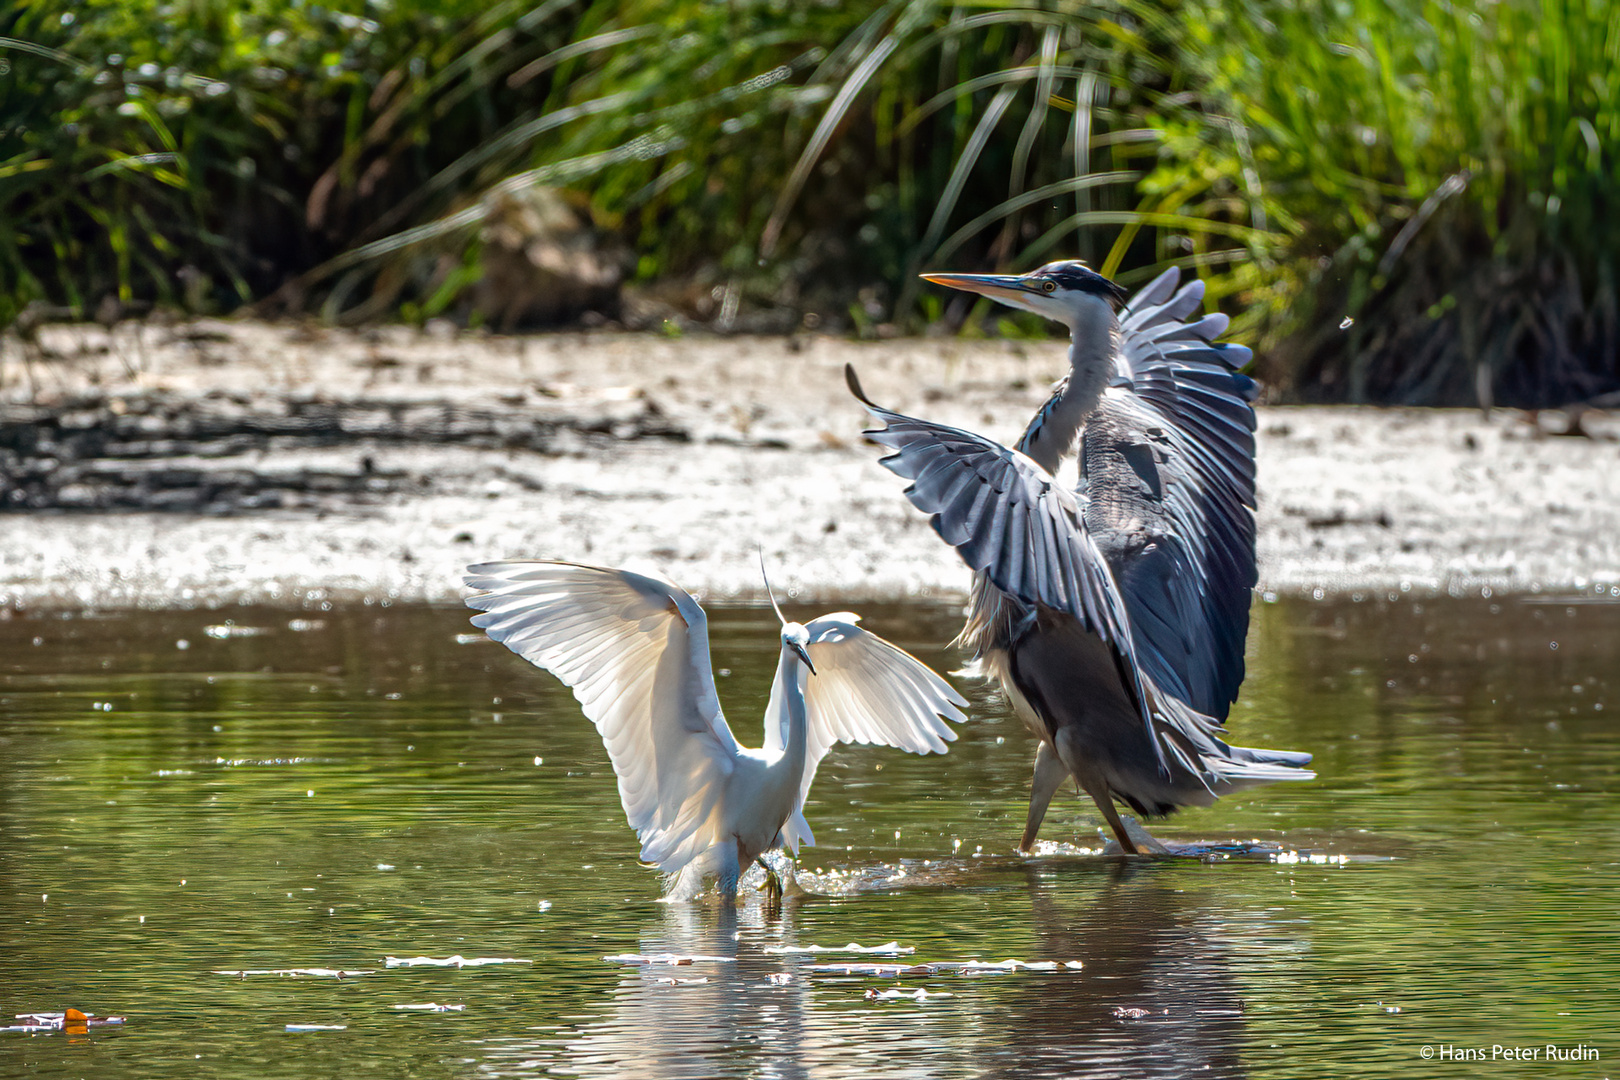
[1041,280,1057,294]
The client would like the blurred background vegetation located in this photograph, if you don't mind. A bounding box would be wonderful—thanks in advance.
[2,0,1616,405]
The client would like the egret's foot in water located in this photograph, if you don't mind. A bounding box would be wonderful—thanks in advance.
[755,857,784,910]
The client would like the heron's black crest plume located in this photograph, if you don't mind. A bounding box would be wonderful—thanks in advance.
[1034,260,1129,307]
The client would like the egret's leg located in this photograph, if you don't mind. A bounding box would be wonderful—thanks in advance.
[715,843,742,901]
[1019,741,1069,852]
[754,857,783,909]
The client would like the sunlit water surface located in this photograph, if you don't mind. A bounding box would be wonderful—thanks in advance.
[2,594,1617,1078]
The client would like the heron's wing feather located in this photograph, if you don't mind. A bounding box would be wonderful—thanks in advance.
[1083,270,1259,718]
[846,366,1158,749]
[764,613,967,849]
[463,560,739,870]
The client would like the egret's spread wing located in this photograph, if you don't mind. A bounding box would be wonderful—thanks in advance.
[801,615,967,758]
[846,365,1157,748]
[1083,268,1259,718]
[462,560,739,870]
[768,613,968,850]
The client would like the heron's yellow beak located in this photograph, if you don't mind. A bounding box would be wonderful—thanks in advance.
[919,272,1032,304]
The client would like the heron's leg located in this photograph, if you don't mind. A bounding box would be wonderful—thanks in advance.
[1019,741,1069,852]
[754,856,783,910]
[1080,783,1140,855]
[1097,801,1141,855]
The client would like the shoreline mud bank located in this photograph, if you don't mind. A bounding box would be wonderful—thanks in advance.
[4,320,1619,610]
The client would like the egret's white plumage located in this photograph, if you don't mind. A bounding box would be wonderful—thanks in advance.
[463,560,968,899]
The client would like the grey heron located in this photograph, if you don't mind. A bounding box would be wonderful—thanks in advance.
[847,260,1313,854]
[463,559,968,900]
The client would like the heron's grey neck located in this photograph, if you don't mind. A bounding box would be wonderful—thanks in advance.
[1015,297,1118,473]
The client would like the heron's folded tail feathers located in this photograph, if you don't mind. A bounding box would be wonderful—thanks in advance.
[1205,753,1316,784]
[1199,736,1315,792]
[1223,743,1314,769]
[1149,690,1314,798]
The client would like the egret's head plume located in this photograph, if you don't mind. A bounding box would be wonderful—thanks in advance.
[758,547,788,627]
[759,548,815,675]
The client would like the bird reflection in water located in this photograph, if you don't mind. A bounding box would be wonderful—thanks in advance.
[544,901,828,1080]
[491,864,1277,1079]
[972,863,1254,1080]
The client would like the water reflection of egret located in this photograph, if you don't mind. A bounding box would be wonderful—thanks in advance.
[557,904,820,1080]
[489,862,1271,1080]
[522,901,958,1080]
[463,560,968,901]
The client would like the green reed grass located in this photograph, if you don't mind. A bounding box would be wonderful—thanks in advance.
[0,0,575,325]
[3,0,1251,334]
[1170,0,1620,405]
[3,0,1617,404]
[537,0,1252,327]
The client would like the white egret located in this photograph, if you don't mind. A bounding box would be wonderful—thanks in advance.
[463,559,968,900]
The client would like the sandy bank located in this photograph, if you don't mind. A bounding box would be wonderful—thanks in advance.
[4,319,1619,609]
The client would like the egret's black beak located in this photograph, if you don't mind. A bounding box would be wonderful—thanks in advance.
[790,641,817,676]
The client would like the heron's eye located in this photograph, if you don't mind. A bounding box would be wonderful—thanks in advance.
[1041,280,1057,294]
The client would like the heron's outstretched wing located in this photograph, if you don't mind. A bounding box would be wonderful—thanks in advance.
[1082,268,1259,719]
[462,560,739,870]
[845,365,1158,753]
[765,614,968,848]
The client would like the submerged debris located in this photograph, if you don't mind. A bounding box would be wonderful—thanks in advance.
[865,987,953,1002]
[601,953,735,967]
[213,968,374,978]
[763,941,913,956]
[4,1010,125,1034]
[391,1003,466,1012]
[808,959,1083,978]
[285,1024,348,1032]
[383,955,531,968]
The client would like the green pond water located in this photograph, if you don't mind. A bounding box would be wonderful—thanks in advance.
[1,593,1616,1078]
